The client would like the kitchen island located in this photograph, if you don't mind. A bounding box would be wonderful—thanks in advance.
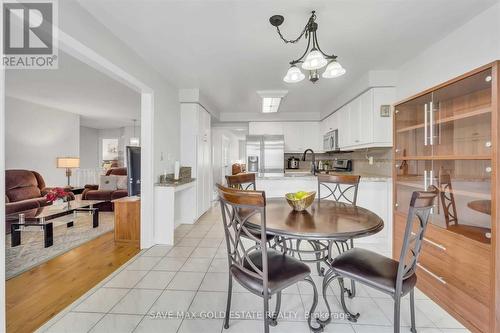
[256,171,393,254]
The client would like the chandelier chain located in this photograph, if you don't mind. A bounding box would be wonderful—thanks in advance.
[274,12,316,44]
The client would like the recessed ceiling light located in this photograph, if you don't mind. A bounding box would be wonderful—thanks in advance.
[257,90,288,114]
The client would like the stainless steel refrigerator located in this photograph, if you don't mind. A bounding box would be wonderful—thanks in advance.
[246,135,285,174]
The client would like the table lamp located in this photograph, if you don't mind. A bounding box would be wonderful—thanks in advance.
[57,157,80,186]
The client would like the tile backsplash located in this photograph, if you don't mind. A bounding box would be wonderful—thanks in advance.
[285,147,392,177]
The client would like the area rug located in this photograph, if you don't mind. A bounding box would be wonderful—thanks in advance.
[5,212,114,279]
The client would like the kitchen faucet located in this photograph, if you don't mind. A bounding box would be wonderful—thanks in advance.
[302,149,316,175]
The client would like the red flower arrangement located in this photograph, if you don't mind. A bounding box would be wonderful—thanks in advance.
[46,187,70,203]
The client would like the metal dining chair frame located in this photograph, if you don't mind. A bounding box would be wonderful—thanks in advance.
[315,174,361,297]
[216,184,323,333]
[320,186,438,333]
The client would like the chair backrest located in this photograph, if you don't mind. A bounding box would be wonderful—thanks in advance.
[395,185,438,295]
[317,174,360,205]
[106,167,127,176]
[439,172,457,227]
[225,173,256,190]
[216,184,269,290]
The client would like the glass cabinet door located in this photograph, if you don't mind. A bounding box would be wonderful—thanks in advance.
[430,159,492,244]
[431,69,493,158]
[394,160,433,215]
[394,93,433,159]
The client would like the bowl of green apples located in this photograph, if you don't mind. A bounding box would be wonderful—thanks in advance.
[285,191,316,211]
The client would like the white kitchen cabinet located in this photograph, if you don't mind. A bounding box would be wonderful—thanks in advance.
[328,87,395,150]
[283,122,321,153]
[321,111,337,135]
[249,122,284,135]
[337,104,350,148]
[180,104,212,219]
[249,121,321,153]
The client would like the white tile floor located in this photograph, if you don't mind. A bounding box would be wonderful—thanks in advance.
[37,207,471,333]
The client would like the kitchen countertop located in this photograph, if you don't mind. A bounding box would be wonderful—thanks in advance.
[256,171,391,182]
[155,178,196,187]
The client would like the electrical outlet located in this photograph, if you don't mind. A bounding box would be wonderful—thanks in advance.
[368,156,374,165]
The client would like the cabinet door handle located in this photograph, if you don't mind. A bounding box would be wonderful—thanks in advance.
[424,103,428,146]
[429,101,434,145]
[417,263,446,284]
[411,232,446,251]
[424,170,428,190]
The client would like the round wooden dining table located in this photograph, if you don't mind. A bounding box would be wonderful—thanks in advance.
[246,198,385,330]
[246,198,384,241]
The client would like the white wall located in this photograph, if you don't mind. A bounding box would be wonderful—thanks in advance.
[59,1,180,177]
[396,3,500,100]
[80,126,99,169]
[5,97,80,186]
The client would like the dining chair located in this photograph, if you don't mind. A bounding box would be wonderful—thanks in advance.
[320,186,438,333]
[216,184,321,333]
[226,173,275,244]
[225,173,256,190]
[439,172,490,243]
[315,174,361,295]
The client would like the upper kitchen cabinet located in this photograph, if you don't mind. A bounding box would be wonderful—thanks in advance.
[248,122,284,135]
[283,122,321,152]
[322,87,396,150]
[249,121,321,153]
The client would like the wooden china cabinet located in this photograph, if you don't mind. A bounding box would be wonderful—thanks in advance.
[393,61,500,333]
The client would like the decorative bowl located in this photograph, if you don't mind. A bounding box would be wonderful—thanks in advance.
[285,191,316,211]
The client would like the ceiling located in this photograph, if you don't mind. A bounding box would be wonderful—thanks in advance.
[5,51,141,129]
[77,0,497,118]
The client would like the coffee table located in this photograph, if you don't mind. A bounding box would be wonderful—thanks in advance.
[7,199,104,248]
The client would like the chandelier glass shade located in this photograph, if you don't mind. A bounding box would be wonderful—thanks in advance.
[283,65,305,83]
[270,11,346,83]
[322,60,346,78]
[301,49,328,71]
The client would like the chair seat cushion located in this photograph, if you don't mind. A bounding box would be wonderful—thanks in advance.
[331,248,416,296]
[111,190,128,200]
[84,190,114,201]
[230,249,310,295]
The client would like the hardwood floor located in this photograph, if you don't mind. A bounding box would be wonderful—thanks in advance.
[6,231,140,333]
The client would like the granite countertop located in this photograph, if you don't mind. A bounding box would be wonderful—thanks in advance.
[155,178,196,187]
[256,171,390,182]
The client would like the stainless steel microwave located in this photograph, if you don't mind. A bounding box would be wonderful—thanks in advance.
[323,130,339,152]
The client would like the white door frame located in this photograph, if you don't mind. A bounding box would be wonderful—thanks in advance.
[0,25,157,330]
[56,29,156,249]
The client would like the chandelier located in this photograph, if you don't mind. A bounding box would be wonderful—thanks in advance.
[269,11,346,84]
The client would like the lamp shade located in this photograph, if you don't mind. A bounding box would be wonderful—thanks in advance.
[57,157,80,168]
[301,49,327,71]
[283,65,305,83]
[322,60,346,78]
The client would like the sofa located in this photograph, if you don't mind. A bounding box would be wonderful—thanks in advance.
[5,169,75,233]
[81,167,128,211]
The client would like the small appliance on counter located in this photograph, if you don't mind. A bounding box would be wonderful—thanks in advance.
[331,159,353,172]
[287,156,300,169]
[247,155,259,172]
